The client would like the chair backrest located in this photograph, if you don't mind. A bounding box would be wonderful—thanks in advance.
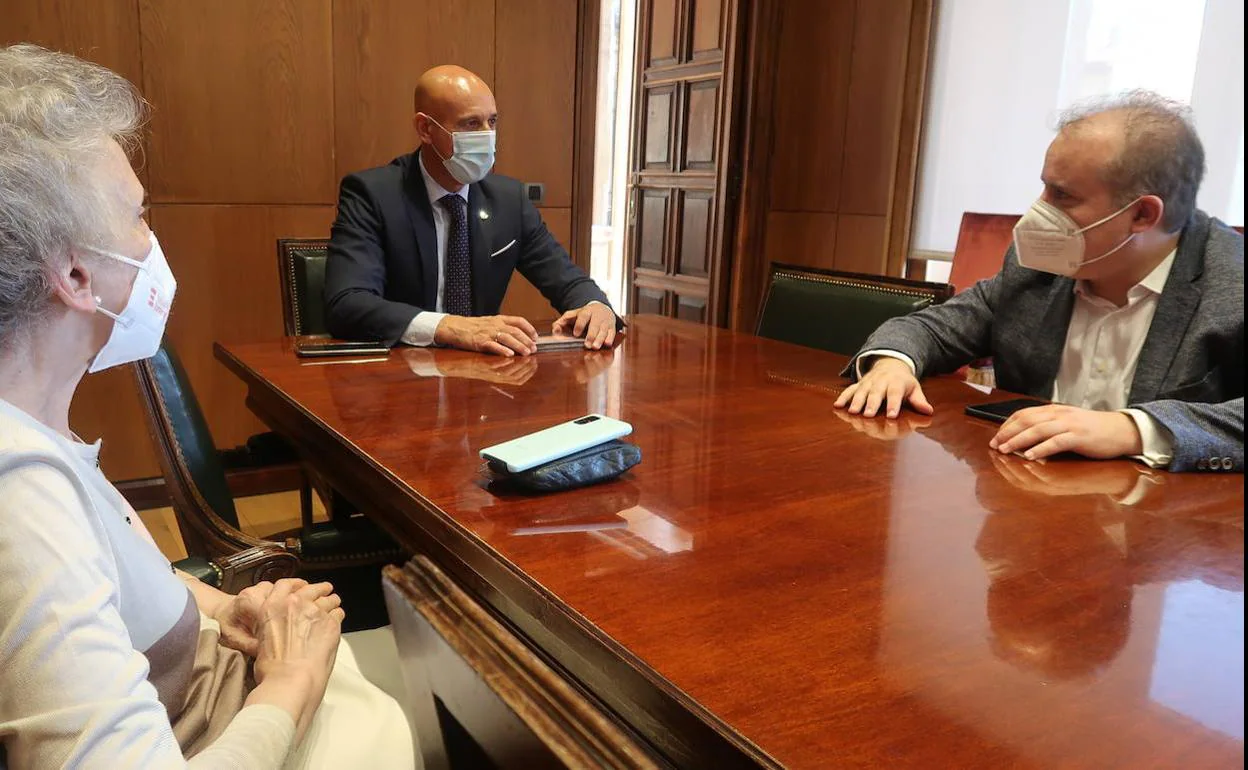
[756,263,954,356]
[277,238,330,336]
[950,212,1020,293]
[134,342,256,557]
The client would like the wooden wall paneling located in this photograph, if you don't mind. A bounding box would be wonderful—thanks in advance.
[493,0,577,209]
[839,0,914,219]
[1,0,143,87]
[763,212,838,271]
[1,0,149,186]
[148,204,335,451]
[499,208,572,325]
[332,0,496,181]
[885,0,934,277]
[766,0,854,213]
[832,214,887,274]
[139,0,335,204]
[726,0,781,332]
[571,0,602,270]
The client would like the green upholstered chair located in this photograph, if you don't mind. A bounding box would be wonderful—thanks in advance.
[756,263,954,357]
[134,342,404,579]
[277,238,330,337]
[276,236,365,523]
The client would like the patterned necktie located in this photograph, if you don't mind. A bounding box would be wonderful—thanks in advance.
[440,193,472,316]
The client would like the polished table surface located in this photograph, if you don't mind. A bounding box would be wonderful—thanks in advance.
[217,316,1244,769]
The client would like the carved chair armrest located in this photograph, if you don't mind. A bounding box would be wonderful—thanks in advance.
[212,543,300,594]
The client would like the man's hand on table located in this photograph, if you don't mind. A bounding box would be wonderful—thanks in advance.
[434,314,538,357]
[833,357,933,418]
[989,404,1143,461]
[552,303,618,350]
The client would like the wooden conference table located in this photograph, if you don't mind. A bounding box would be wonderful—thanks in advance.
[216,315,1244,769]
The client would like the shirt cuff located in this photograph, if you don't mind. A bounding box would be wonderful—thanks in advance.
[1121,408,1174,469]
[855,350,917,380]
[400,311,446,347]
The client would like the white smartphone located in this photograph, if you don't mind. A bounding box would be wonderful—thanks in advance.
[479,414,633,473]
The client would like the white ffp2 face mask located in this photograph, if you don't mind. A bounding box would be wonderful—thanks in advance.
[1013,197,1141,277]
[426,115,496,186]
[86,231,177,373]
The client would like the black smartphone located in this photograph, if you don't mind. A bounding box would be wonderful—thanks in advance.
[294,339,390,358]
[964,397,1048,424]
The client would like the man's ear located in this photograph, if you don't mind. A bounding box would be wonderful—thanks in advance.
[412,112,433,147]
[1132,195,1165,232]
[50,251,101,314]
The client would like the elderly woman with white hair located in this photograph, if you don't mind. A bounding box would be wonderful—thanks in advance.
[0,45,412,768]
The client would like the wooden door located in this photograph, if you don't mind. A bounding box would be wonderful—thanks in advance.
[625,0,744,325]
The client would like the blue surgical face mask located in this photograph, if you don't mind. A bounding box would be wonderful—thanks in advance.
[425,115,496,185]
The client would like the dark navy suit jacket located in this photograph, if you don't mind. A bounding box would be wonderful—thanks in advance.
[325,151,611,345]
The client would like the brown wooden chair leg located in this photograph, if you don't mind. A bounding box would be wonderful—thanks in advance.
[299,470,314,531]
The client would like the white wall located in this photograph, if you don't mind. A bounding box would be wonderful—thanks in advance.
[912,1,1072,254]
[913,0,1245,257]
[1190,0,1246,225]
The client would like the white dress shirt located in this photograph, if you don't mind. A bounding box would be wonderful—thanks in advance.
[860,250,1178,467]
[400,155,468,346]
[1052,249,1176,466]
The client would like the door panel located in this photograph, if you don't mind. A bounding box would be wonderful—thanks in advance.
[635,286,667,316]
[638,191,671,271]
[691,0,723,58]
[643,87,676,167]
[674,293,708,323]
[649,0,679,65]
[683,79,719,169]
[677,191,712,277]
[626,0,743,325]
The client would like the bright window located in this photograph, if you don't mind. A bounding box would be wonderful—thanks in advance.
[914,0,1243,282]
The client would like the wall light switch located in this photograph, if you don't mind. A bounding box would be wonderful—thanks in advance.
[524,182,545,206]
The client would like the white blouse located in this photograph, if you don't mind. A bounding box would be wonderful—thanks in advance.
[0,397,294,769]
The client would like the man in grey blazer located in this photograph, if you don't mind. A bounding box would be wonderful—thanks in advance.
[836,91,1243,473]
[325,65,619,355]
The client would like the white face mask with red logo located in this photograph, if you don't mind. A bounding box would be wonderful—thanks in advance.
[85,231,177,373]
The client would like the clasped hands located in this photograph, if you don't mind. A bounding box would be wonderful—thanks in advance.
[833,357,1143,461]
[434,303,618,356]
[211,577,343,658]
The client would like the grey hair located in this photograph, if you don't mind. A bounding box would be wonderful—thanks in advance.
[1058,89,1205,233]
[0,43,148,345]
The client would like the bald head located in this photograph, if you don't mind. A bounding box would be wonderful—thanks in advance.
[1054,90,1205,232]
[413,65,495,124]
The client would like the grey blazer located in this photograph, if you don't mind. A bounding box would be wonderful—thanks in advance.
[849,211,1244,472]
